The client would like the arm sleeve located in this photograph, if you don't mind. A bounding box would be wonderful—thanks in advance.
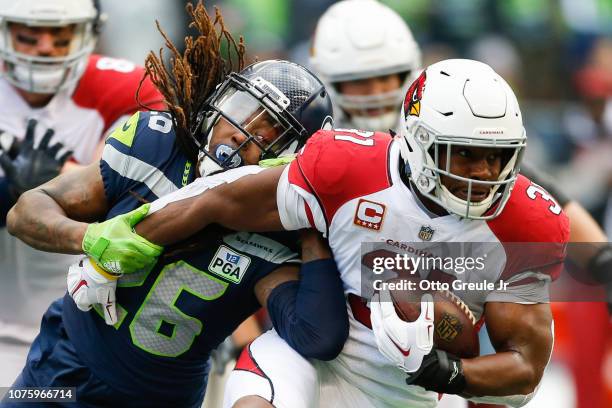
[100,143,131,204]
[266,258,349,361]
[99,112,143,204]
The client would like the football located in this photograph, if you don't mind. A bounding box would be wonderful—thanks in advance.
[388,284,480,358]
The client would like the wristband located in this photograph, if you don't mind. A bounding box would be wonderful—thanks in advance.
[406,349,467,395]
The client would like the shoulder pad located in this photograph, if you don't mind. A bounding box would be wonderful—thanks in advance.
[73,55,165,132]
[288,129,393,223]
[106,111,176,162]
[488,175,570,283]
[488,174,569,244]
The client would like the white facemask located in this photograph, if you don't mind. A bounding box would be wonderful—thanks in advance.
[12,64,67,94]
[437,184,498,218]
[349,110,399,133]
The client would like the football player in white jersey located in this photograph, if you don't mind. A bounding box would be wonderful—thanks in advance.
[85,59,569,407]
[0,0,163,386]
[313,4,611,406]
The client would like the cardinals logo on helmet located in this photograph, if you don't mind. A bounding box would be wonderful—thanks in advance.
[404,71,427,118]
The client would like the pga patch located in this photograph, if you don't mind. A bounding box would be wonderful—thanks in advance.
[208,245,251,284]
[354,199,386,231]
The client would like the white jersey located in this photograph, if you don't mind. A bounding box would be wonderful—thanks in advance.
[273,129,569,407]
[0,54,163,341]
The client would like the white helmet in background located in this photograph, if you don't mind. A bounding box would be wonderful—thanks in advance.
[0,0,101,94]
[310,0,421,131]
[398,59,527,220]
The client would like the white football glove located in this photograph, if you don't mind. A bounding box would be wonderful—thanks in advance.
[67,257,118,326]
[370,290,434,373]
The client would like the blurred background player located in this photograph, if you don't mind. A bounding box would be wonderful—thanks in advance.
[309,0,421,132]
[0,0,163,387]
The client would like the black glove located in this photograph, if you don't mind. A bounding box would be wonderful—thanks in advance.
[0,119,73,199]
[406,349,467,395]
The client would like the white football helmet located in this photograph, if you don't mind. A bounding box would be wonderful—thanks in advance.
[310,0,421,131]
[398,59,527,220]
[0,0,101,94]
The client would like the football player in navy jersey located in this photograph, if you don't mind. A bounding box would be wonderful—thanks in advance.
[4,4,347,407]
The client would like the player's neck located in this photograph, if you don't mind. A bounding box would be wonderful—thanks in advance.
[15,86,54,108]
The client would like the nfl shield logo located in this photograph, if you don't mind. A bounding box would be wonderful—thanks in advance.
[436,313,463,342]
[418,225,435,241]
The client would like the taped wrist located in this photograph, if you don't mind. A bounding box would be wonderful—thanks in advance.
[406,349,467,394]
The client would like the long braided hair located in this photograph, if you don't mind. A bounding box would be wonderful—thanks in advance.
[138,1,246,163]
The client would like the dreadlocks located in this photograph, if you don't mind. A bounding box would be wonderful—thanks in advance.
[140,1,246,163]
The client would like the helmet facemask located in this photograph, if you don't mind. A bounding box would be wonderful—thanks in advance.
[333,70,412,132]
[411,124,526,219]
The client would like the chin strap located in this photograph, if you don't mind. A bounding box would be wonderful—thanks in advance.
[198,155,223,177]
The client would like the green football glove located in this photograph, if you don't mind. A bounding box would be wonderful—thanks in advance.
[82,204,163,274]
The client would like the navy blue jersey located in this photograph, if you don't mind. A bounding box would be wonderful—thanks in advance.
[62,111,299,406]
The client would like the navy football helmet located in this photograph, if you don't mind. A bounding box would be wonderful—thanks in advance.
[192,59,333,175]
